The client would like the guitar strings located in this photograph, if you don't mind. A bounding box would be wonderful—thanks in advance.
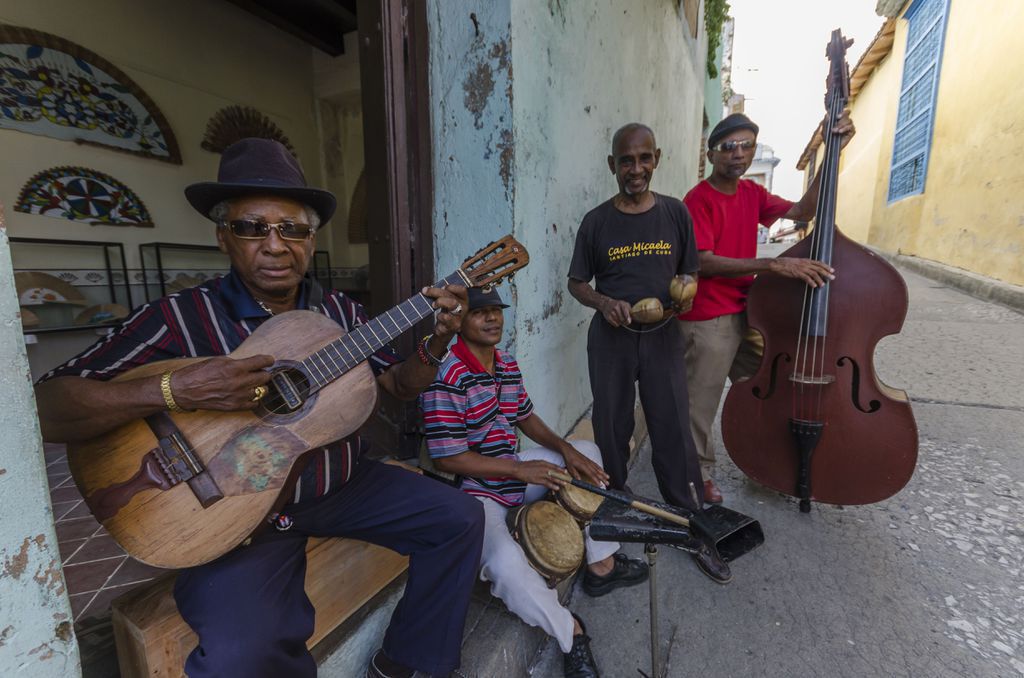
[252,290,441,423]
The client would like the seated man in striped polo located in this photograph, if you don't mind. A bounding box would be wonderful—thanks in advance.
[420,287,649,678]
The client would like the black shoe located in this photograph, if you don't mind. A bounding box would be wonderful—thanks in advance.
[365,649,467,678]
[667,537,733,584]
[692,542,732,584]
[582,552,650,597]
[564,615,600,678]
[367,650,407,678]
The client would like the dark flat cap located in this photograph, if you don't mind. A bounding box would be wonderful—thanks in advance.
[185,138,337,224]
[468,287,509,310]
[708,113,759,149]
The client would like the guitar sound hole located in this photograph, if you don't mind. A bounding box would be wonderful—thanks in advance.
[262,368,311,415]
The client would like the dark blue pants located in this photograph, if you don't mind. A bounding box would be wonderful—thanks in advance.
[173,459,485,677]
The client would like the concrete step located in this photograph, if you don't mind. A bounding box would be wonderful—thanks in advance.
[316,575,573,677]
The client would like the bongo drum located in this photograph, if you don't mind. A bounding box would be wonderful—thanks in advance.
[506,500,584,587]
[555,482,604,525]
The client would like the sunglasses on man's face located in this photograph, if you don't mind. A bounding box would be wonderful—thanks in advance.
[711,139,756,153]
[223,219,315,241]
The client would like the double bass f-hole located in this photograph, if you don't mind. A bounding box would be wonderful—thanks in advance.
[836,356,881,414]
[751,352,792,400]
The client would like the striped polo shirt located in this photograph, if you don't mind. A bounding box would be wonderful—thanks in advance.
[420,337,535,506]
[40,270,400,505]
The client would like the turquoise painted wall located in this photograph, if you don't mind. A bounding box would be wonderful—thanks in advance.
[430,0,707,434]
[0,226,80,676]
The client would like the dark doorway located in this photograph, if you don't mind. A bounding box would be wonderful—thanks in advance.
[357,0,435,458]
[229,0,434,457]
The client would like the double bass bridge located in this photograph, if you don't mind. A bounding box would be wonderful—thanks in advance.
[788,372,835,385]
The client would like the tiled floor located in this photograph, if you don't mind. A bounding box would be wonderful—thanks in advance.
[45,443,165,623]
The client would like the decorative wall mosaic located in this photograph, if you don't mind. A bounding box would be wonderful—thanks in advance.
[201,105,294,156]
[15,166,153,227]
[0,24,181,163]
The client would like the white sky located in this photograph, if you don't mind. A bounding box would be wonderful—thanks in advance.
[728,0,886,200]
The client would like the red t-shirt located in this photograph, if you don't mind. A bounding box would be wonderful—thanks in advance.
[678,179,793,321]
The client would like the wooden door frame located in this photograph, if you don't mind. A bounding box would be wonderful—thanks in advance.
[358,0,434,456]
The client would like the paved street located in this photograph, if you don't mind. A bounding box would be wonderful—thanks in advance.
[533,248,1024,677]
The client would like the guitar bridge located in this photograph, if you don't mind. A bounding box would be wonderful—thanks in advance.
[153,430,203,485]
[87,414,223,522]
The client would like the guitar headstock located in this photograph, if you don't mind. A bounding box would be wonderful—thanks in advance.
[459,235,530,289]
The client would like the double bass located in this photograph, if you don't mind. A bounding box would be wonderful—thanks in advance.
[721,30,918,512]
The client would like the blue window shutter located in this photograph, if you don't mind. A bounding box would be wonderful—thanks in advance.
[888,0,950,202]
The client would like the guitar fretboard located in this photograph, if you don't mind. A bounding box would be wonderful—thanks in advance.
[300,271,467,389]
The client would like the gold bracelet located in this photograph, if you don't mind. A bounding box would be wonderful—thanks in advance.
[160,371,188,413]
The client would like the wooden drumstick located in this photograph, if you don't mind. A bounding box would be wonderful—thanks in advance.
[547,470,691,528]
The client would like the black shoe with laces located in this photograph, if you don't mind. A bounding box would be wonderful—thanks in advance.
[563,615,600,678]
[582,552,649,597]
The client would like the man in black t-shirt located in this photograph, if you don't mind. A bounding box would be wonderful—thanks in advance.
[567,123,731,584]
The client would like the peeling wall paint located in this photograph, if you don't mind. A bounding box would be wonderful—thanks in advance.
[430,0,706,434]
[429,1,519,349]
[0,223,80,676]
[512,0,705,433]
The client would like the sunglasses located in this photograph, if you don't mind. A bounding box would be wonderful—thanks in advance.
[711,139,756,153]
[223,219,315,241]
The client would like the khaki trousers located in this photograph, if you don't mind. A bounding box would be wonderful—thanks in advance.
[679,312,762,480]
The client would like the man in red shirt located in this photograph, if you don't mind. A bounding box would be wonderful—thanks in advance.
[679,112,854,503]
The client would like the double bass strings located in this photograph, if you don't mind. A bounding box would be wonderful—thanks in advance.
[815,93,846,423]
[793,87,844,424]
[814,94,844,422]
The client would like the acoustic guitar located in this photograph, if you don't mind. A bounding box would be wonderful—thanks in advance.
[68,236,529,568]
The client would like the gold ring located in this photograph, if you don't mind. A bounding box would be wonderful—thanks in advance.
[252,385,269,402]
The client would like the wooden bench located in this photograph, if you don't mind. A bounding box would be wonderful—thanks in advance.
[111,536,408,678]
[111,460,423,678]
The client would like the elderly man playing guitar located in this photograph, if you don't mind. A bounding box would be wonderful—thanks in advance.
[34,138,484,678]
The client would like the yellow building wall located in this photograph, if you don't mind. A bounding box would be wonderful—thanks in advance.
[0,0,323,269]
[832,41,901,244]
[836,0,1024,286]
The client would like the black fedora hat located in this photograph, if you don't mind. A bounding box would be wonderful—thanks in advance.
[185,138,337,224]
[708,113,759,149]
[467,287,509,311]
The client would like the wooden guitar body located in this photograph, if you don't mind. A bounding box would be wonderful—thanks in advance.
[65,235,530,567]
[67,311,377,569]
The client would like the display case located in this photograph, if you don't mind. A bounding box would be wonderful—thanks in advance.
[137,243,367,305]
[10,237,132,334]
[139,242,230,302]
[311,249,332,291]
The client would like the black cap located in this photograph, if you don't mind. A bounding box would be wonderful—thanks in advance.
[185,138,337,224]
[708,113,759,149]
[467,287,509,311]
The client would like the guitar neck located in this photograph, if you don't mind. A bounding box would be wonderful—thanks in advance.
[301,270,467,386]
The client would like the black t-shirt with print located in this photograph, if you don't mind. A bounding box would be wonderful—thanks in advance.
[568,193,699,306]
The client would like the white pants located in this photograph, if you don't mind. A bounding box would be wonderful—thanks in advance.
[477,440,619,653]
